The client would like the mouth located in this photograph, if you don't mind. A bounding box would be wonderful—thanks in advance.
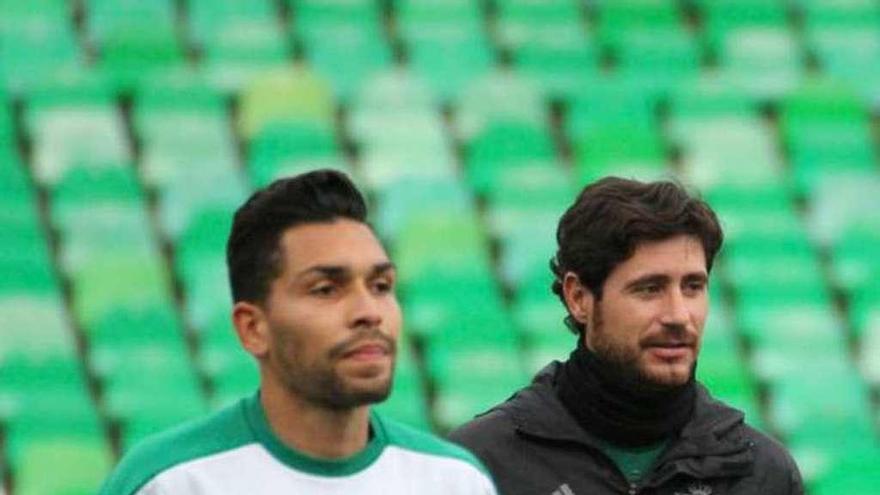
[644,342,693,361]
[341,342,391,361]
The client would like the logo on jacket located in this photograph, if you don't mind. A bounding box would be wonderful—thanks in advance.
[674,483,712,495]
[550,483,576,495]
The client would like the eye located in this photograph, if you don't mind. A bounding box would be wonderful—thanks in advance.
[310,284,337,297]
[635,283,662,295]
[372,278,395,294]
[683,280,707,295]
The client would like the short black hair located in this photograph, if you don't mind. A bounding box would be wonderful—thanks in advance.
[226,169,367,303]
[550,176,723,335]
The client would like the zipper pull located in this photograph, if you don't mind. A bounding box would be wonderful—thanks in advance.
[628,483,638,495]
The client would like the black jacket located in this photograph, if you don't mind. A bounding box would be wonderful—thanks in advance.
[449,363,803,495]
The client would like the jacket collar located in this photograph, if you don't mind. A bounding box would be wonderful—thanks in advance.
[501,362,755,482]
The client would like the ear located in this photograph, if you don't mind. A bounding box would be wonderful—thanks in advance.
[562,272,594,329]
[232,301,270,358]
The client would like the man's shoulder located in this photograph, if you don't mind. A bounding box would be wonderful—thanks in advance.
[376,413,492,476]
[740,423,801,473]
[99,398,255,495]
[448,407,516,450]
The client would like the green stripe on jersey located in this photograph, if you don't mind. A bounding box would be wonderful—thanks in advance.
[98,398,254,495]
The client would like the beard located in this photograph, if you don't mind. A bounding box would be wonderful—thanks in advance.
[271,328,397,410]
[587,306,695,393]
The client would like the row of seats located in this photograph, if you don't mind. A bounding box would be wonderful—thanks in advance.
[2,2,880,494]
[4,72,880,495]
[1,0,879,103]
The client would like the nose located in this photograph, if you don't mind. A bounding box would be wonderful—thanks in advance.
[660,288,690,327]
[349,284,383,330]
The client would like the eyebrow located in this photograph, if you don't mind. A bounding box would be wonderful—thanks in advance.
[296,261,396,280]
[624,272,708,291]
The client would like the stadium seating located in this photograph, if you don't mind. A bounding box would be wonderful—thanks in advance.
[1,2,879,494]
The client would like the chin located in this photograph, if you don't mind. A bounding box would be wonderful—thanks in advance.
[641,362,694,388]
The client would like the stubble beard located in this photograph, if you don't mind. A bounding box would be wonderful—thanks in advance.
[588,306,694,393]
[273,329,397,410]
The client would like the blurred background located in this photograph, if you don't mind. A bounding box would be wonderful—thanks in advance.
[1,0,879,493]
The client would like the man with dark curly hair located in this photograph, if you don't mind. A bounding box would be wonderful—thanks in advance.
[450,177,802,495]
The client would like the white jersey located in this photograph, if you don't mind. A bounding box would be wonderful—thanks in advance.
[99,394,497,495]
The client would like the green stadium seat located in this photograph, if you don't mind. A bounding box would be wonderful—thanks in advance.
[404,28,494,104]
[0,295,73,360]
[291,0,380,36]
[373,338,431,430]
[86,304,187,357]
[704,181,799,244]
[860,314,880,385]
[850,278,880,339]
[573,124,669,186]
[431,342,529,429]
[187,0,278,48]
[485,166,573,287]
[781,82,874,196]
[512,41,599,102]
[95,18,184,94]
[718,28,803,100]
[248,120,341,188]
[495,0,584,50]
[699,341,765,430]
[174,208,235,330]
[807,28,880,102]
[97,346,206,448]
[348,70,453,188]
[13,436,111,495]
[613,28,701,98]
[595,0,684,52]
[697,0,790,56]
[70,252,174,328]
[666,76,757,139]
[465,121,556,195]
[157,167,246,241]
[0,353,103,476]
[829,223,880,312]
[25,75,129,186]
[807,445,880,495]
[106,28,184,77]
[566,75,656,139]
[768,365,877,489]
[0,22,81,96]
[513,266,573,374]
[679,117,784,189]
[202,21,291,94]
[808,172,880,249]
[374,177,476,241]
[799,0,880,32]
[304,27,391,103]
[207,349,259,410]
[0,101,14,143]
[0,0,69,28]
[454,69,545,139]
[84,0,176,43]
[134,73,241,213]
[237,67,335,141]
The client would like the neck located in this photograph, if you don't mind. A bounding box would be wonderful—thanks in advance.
[260,375,371,459]
[554,342,696,448]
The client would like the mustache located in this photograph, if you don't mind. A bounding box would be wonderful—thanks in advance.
[327,329,396,359]
[641,324,697,347]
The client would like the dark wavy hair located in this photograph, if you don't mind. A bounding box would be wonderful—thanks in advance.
[226,169,367,304]
[550,176,723,335]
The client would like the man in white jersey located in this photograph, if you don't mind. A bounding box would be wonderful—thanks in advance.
[100,170,497,495]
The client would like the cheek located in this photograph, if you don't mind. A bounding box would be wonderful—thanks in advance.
[384,299,403,336]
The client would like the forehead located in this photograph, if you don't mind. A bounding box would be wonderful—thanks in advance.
[609,235,707,282]
[278,219,389,273]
